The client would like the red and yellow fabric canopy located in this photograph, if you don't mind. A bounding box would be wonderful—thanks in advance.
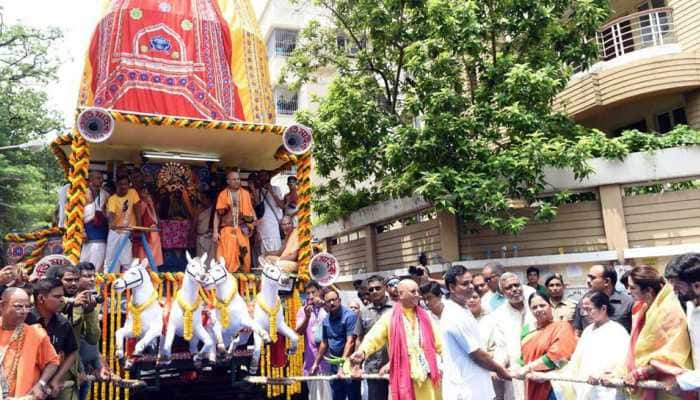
[75,0,283,169]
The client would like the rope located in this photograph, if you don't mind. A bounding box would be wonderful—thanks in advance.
[63,130,90,264]
[245,372,675,391]
[515,372,670,391]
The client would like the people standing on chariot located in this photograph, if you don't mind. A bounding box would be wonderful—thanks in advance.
[105,176,141,272]
[213,171,255,272]
[193,192,215,258]
[80,171,110,270]
[132,186,163,269]
[256,171,285,255]
[264,215,299,274]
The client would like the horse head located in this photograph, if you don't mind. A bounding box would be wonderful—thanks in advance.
[185,251,211,287]
[207,256,229,289]
[113,258,148,293]
[258,256,292,290]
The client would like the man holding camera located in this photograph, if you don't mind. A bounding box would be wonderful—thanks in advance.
[74,262,110,400]
[26,279,79,399]
[57,263,106,400]
[295,281,330,400]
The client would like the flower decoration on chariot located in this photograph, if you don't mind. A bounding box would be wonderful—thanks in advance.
[156,162,196,195]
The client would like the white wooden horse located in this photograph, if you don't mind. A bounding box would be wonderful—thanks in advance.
[114,259,163,362]
[160,252,216,364]
[205,257,270,358]
[235,256,298,373]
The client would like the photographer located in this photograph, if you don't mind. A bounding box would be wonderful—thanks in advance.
[27,278,79,399]
[295,281,330,400]
[74,262,110,400]
[408,252,445,288]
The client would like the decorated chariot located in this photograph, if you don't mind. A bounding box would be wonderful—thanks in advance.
[2,1,331,399]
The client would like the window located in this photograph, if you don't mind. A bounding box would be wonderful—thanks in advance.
[656,107,687,133]
[336,34,365,55]
[613,119,648,135]
[637,0,670,47]
[268,29,298,57]
[274,87,298,115]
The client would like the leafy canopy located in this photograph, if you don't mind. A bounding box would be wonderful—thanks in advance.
[285,0,697,232]
[0,10,64,237]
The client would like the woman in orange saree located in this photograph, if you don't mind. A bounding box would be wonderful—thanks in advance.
[623,265,694,400]
[518,292,577,400]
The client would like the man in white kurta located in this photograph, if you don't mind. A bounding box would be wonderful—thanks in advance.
[440,265,513,400]
[257,173,284,254]
[673,261,700,391]
[441,299,496,400]
[491,273,534,400]
[80,171,110,269]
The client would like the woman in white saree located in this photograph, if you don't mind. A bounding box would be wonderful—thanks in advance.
[552,291,629,400]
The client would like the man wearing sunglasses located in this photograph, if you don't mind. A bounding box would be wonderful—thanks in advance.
[384,276,400,302]
[354,275,393,400]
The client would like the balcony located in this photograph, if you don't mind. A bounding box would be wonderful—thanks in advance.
[555,5,700,120]
[596,7,676,62]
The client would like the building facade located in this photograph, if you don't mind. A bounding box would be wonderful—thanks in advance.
[556,0,700,133]
[257,0,700,289]
[255,0,333,126]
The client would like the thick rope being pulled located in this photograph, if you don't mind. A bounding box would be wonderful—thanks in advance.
[246,372,676,391]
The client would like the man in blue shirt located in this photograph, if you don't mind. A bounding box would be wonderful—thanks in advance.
[310,287,360,400]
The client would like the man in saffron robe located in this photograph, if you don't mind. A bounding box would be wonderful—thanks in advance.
[0,287,60,399]
[213,171,255,272]
[351,279,442,400]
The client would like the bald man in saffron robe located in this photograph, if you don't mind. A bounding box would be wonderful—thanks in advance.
[213,172,255,272]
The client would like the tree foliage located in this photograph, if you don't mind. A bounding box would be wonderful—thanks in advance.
[0,10,64,236]
[286,0,698,232]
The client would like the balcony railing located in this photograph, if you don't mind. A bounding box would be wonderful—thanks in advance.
[596,7,675,61]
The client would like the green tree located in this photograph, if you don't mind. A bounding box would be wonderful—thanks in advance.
[285,0,619,232]
[0,10,64,236]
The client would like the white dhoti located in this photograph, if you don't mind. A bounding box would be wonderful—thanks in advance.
[307,380,331,400]
[258,218,281,253]
[80,241,106,271]
[105,230,133,271]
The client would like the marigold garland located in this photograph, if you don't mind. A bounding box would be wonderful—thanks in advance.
[127,290,159,337]
[256,294,281,343]
[63,130,90,264]
[214,274,238,329]
[175,291,202,341]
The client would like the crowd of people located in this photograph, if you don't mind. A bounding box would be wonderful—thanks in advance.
[297,254,700,400]
[57,167,300,274]
[0,262,110,399]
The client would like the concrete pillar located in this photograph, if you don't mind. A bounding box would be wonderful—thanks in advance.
[363,225,378,272]
[599,184,629,262]
[685,89,700,130]
[437,212,460,262]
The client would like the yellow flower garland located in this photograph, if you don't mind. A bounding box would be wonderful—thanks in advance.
[256,294,281,343]
[214,275,238,329]
[175,291,202,341]
[127,290,159,337]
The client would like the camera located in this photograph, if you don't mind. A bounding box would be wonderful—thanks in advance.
[408,266,424,277]
[63,290,104,305]
[89,290,105,304]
